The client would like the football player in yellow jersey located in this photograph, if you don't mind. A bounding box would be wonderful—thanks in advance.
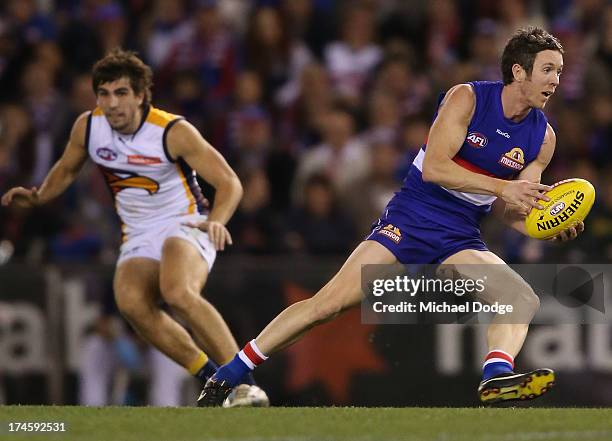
[1,49,268,407]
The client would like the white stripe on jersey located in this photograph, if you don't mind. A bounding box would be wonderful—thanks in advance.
[412,149,497,207]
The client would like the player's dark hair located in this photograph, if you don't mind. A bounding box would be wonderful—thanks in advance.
[501,27,564,85]
[91,48,153,108]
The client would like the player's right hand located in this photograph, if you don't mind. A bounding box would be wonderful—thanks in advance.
[1,186,40,208]
[182,219,233,251]
[499,180,552,214]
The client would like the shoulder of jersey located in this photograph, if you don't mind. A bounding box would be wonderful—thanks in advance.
[146,107,181,128]
[91,106,179,129]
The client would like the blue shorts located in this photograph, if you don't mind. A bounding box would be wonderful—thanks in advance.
[365,196,488,264]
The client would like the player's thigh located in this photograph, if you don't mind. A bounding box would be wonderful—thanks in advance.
[113,257,161,317]
[314,240,398,311]
[440,249,538,306]
[159,237,209,304]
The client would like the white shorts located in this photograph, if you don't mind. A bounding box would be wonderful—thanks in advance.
[117,214,216,270]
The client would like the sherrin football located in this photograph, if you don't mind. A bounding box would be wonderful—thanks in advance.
[525,178,595,240]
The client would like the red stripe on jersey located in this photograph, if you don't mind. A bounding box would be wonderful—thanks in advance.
[243,342,265,365]
[453,156,497,178]
[485,350,514,368]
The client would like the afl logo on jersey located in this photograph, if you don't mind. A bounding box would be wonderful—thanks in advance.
[499,147,525,171]
[466,132,488,148]
[96,147,118,161]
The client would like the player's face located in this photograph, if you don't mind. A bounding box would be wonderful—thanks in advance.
[523,50,563,109]
[96,77,144,134]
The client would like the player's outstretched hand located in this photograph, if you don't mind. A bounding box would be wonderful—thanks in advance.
[182,220,233,251]
[1,186,40,208]
[500,180,552,215]
[548,221,584,242]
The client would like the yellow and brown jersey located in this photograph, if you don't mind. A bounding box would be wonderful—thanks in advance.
[87,105,207,240]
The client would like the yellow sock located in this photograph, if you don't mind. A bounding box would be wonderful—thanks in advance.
[186,351,209,375]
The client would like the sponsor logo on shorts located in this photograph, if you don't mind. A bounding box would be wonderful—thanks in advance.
[466,132,488,148]
[498,147,525,171]
[96,147,118,161]
[378,224,402,244]
[128,155,162,165]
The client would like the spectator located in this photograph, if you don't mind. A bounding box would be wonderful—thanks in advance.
[324,4,383,107]
[278,62,333,153]
[462,19,502,82]
[360,90,402,147]
[227,167,282,254]
[243,6,313,107]
[225,71,268,156]
[396,114,429,180]
[285,173,356,254]
[159,0,239,115]
[280,0,336,59]
[341,141,402,236]
[141,0,190,69]
[372,56,431,119]
[5,0,56,46]
[20,60,68,185]
[292,107,370,204]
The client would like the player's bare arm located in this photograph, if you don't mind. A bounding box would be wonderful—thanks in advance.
[1,112,90,208]
[166,120,244,250]
[502,123,555,233]
[422,84,552,210]
[502,124,583,241]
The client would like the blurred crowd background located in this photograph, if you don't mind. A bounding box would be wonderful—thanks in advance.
[0,0,611,408]
[0,0,611,265]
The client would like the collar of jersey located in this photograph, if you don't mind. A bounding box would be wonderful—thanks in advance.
[123,105,151,141]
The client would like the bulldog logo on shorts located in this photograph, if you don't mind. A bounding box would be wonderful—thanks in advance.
[378,224,402,244]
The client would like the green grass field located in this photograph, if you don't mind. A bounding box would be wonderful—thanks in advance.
[2,407,612,441]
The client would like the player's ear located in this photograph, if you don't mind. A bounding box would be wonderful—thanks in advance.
[512,64,526,83]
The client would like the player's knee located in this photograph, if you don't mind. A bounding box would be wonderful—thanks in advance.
[518,285,540,314]
[114,290,145,322]
[160,285,198,312]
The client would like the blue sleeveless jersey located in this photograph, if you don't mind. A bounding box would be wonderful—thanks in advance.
[367,81,548,264]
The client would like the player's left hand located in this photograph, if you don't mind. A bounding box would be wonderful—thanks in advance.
[182,220,233,251]
[548,222,584,242]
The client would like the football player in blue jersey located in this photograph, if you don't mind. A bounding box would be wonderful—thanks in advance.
[197,27,584,406]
